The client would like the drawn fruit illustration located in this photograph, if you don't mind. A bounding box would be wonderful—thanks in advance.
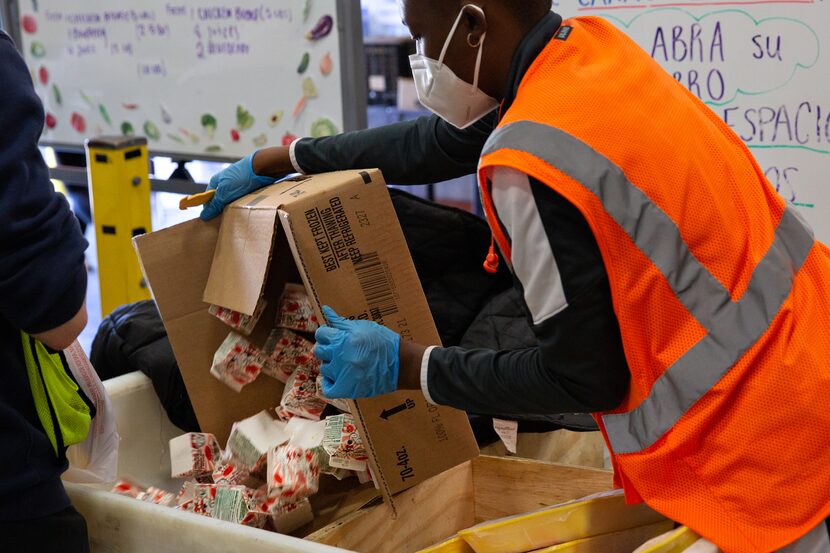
[320,52,332,76]
[70,112,86,133]
[38,66,48,85]
[268,111,284,128]
[282,133,298,146]
[121,121,135,136]
[21,14,37,34]
[45,112,56,129]
[230,128,240,142]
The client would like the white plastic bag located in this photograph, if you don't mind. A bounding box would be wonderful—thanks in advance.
[61,341,120,484]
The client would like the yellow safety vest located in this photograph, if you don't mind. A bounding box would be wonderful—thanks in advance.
[20,332,94,458]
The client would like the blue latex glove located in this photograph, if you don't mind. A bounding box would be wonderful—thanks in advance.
[200,152,276,220]
[314,306,401,399]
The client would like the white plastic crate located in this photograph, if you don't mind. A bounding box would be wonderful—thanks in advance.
[64,371,348,553]
[65,372,621,553]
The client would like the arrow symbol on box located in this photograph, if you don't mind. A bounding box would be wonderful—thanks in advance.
[380,398,416,420]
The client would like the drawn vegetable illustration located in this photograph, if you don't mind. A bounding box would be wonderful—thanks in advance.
[293,95,307,119]
[81,91,95,108]
[45,113,56,129]
[205,145,222,153]
[180,128,200,143]
[320,52,333,76]
[161,106,172,124]
[201,113,217,138]
[297,52,310,74]
[143,120,161,141]
[167,133,184,144]
[282,132,298,146]
[236,105,255,131]
[38,66,48,85]
[253,133,268,147]
[21,14,37,34]
[302,77,318,99]
[30,41,45,58]
[121,121,135,136]
[310,117,337,138]
[122,103,139,110]
[70,112,86,133]
[306,15,333,41]
[230,129,240,142]
[268,111,284,128]
[293,74,320,120]
[303,0,312,22]
[52,84,62,106]
[99,104,111,126]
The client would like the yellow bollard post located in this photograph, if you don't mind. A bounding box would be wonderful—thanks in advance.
[85,136,152,317]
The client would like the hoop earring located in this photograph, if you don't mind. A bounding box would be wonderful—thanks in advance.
[467,33,482,48]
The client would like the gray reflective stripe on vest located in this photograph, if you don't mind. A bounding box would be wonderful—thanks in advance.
[481,120,815,454]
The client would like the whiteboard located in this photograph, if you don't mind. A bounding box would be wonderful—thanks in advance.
[11,0,365,161]
[556,0,830,242]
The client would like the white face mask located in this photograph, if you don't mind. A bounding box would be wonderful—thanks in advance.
[408,5,499,129]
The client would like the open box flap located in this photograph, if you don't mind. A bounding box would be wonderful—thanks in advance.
[203,172,365,316]
[203,192,282,317]
[134,218,287,446]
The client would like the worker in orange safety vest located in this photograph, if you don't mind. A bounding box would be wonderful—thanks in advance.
[205,2,830,550]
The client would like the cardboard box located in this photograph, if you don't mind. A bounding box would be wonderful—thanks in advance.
[134,169,478,514]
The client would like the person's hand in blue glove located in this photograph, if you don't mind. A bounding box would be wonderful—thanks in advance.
[314,306,401,399]
[200,151,278,221]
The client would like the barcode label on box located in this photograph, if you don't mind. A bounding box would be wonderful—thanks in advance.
[354,251,398,323]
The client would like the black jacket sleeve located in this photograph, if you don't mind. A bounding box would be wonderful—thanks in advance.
[293,110,497,184]
[425,175,630,415]
[426,276,630,415]
[0,31,88,334]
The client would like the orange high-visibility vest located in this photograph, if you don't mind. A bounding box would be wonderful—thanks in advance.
[478,16,830,552]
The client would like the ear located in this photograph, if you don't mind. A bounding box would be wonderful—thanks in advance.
[462,4,488,47]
